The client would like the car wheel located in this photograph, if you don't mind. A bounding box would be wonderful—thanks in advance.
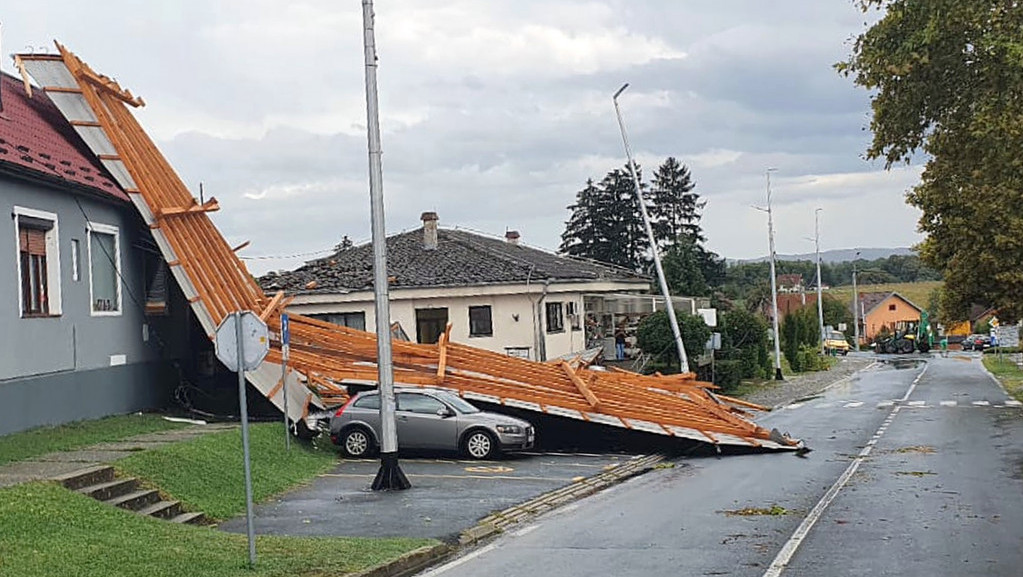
[341,427,374,458]
[462,430,498,460]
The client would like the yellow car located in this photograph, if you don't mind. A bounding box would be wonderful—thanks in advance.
[825,330,851,355]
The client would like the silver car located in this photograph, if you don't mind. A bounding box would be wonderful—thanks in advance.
[329,387,535,460]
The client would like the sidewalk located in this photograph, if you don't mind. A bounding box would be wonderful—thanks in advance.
[737,355,875,409]
[0,422,238,488]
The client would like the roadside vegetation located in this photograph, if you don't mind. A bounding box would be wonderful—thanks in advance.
[982,356,1023,403]
[117,422,338,520]
[0,414,186,466]
[827,281,942,313]
[0,482,434,577]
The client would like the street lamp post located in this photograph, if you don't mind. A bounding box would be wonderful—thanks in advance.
[852,250,861,352]
[755,169,784,380]
[814,209,825,356]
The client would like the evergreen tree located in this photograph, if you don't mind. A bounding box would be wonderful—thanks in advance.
[560,179,603,259]
[649,157,704,248]
[560,167,649,272]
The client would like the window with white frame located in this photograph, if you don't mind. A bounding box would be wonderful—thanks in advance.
[87,222,122,315]
[567,301,581,331]
[546,301,564,333]
[14,207,62,317]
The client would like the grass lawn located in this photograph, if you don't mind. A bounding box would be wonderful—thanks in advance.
[826,280,941,310]
[0,414,187,466]
[117,422,338,520]
[0,483,435,577]
[982,356,1023,402]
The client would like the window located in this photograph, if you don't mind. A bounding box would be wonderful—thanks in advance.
[353,394,381,410]
[546,301,564,333]
[312,312,366,331]
[70,239,81,281]
[567,301,581,331]
[397,393,447,415]
[87,222,121,315]
[14,207,61,317]
[468,305,493,337]
[416,308,449,344]
[888,304,896,311]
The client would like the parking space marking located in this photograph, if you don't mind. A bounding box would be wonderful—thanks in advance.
[940,400,957,407]
[322,473,575,482]
[972,400,991,406]
[464,465,514,473]
[843,401,864,408]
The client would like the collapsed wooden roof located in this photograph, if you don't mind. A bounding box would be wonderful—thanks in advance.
[16,44,800,451]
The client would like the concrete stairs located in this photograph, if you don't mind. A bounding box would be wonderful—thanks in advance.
[52,465,205,525]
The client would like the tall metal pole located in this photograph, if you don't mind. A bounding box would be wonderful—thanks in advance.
[814,209,825,355]
[764,169,783,380]
[234,312,257,565]
[852,250,860,351]
[362,0,409,491]
[280,313,290,451]
[612,84,689,374]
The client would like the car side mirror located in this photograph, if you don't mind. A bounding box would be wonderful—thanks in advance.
[437,407,455,418]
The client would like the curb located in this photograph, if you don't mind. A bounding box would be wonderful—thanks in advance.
[458,452,666,545]
[349,544,453,577]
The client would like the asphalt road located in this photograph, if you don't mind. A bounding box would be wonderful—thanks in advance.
[416,354,1023,577]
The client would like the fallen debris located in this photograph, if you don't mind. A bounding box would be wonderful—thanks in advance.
[722,504,796,517]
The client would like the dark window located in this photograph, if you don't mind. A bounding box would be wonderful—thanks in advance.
[397,393,447,414]
[888,304,896,311]
[416,308,449,344]
[353,394,381,409]
[329,312,366,331]
[19,226,49,316]
[469,305,493,337]
[567,301,581,330]
[546,301,564,333]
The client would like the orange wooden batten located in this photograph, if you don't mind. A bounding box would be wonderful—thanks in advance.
[18,44,800,450]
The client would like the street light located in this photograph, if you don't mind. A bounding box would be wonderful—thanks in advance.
[852,250,861,352]
[612,83,689,374]
[754,169,783,380]
[814,208,825,356]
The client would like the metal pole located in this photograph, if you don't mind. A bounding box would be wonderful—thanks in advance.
[612,83,689,374]
[814,209,825,356]
[852,250,860,351]
[363,0,409,491]
[281,313,290,452]
[765,170,783,380]
[234,312,257,565]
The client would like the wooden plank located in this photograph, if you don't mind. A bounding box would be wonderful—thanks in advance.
[259,291,286,322]
[560,361,601,410]
[436,331,448,383]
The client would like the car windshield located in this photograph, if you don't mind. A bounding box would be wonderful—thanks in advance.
[829,331,846,340]
[434,391,481,414]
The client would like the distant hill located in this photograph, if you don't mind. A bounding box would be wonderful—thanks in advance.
[739,247,914,264]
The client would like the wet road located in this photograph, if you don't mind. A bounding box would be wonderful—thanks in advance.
[417,354,1023,577]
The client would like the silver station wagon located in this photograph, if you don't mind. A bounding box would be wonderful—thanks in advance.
[329,387,535,460]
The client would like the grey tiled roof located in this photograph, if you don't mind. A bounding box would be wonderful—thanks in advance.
[259,228,649,294]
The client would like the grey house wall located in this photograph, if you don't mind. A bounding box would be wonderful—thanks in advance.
[0,174,180,435]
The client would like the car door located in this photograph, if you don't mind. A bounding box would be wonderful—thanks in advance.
[395,392,458,450]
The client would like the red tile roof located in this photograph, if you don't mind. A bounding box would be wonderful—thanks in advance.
[0,71,127,202]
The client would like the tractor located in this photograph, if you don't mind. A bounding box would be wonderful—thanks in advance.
[874,311,933,354]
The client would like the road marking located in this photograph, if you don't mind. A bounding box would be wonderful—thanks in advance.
[464,465,514,473]
[511,524,539,537]
[419,541,498,577]
[1006,400,1023,407]
[321,473,572,482]
[785,403,804,410]
[762,362,926,577]
[908,400,926,407]
[972,400,990,406]
[843,401,863,408]
[876,401,895,408]
[940,400,957,407]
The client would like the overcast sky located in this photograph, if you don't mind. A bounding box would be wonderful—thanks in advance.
[3,1,923,274]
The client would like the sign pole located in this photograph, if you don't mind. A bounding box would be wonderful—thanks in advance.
[235,312,257,566]
[281,313,290,452]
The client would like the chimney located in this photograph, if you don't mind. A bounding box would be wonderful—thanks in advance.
[505,230,520,245]
[421,211,439,250]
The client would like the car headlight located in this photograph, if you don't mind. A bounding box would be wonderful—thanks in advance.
[495,425,522,434]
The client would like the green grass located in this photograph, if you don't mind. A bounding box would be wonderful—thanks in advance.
[982,356,1023,402]
[116,423,338,520]
[0,414,187,466]
[0,483,435,577]
[826,280,941,311]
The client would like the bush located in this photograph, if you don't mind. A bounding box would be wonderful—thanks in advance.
[636,311,711,374]
[713,360,744,392]
[781,307,821,372]
[796,345,827,372]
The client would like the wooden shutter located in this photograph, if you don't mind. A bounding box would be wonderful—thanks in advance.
[19,228,47,256]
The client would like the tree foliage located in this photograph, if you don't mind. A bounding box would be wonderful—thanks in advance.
[635,311,711,374]
[780,307,821,373]
[560,168,649,272]
[838,0,1023,322]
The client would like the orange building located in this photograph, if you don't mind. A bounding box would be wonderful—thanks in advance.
[856,292,923,343]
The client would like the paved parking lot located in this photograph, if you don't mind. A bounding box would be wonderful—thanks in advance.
[218,451,639,541]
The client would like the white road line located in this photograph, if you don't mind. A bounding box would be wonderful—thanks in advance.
[762,362,926,577]
[511,524,539,537]
[843,401,864,408]
[1006,400,1023,407]
[940,400,957,407]
[972,400,991,406]
[419,542,498,577]
[876,401,895,408]
[908,400,926,407]
[785,403,804,410]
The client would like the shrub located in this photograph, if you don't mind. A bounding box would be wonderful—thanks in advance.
[636,311,711,374]
[713,360,744,392]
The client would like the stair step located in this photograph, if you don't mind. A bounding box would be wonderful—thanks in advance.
[78,477,138,501]
[138,500,182,520]
[52,465,115,491]
[107,489,160,511]
[169,511,205,525]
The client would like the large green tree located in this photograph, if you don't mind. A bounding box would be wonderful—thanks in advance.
[635,311,711,374]
[649,157,704,248]
[839,0,1023,322]
[559,167,649,272]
